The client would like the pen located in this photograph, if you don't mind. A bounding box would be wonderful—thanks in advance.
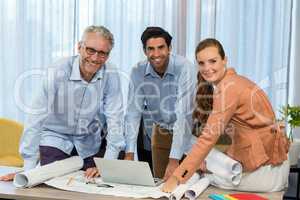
[66,177,74,186]
[96,183,114,188]
[182,170,188,178]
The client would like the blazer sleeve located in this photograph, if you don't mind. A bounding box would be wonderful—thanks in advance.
[172,81,240,183]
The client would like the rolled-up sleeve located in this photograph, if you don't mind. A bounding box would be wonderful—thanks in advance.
[103,69,126,159]
[20,70,55,171]
[170,62,197,159]
[124,68,143,153]
[173,81,239,183]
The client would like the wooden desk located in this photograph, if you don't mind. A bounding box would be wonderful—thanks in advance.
[0,181,130,200]
[0,166,284,200]
[0,181,284,200]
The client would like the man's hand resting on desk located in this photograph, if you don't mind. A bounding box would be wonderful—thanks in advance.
[84,167,100,179]
[162,160,207,193]
[163,158,179,181]
[0,172,16,181]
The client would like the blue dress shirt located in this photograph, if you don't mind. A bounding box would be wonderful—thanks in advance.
[19,56,125,170]
[124,54,197,159]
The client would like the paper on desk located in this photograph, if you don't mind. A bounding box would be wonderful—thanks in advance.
[185,177,210,200]
[45,170,169,199]
[46,171,210,200]
[205,148,242,185]
[13,156,83,188]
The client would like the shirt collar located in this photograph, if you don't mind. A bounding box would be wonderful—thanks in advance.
[91,66,104,82]
[69,56,104,82]
[144,54,175,78]
[69,56,81,81]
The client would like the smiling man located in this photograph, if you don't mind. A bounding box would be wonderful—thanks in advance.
[0,25,125,181]
[124,27,197,180]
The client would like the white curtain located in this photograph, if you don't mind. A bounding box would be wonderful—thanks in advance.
[0,0,295,123]
[0,0,76,122]
[200,0,293,117]
[75,0,201,72]
[74,0,202,106]
[289,0,300,138]
[0,0,201,122]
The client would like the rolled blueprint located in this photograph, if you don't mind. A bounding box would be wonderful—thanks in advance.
[185,177,210,200]
[205,148,242,185]
[14,156,83,188]
[169,173,200,200]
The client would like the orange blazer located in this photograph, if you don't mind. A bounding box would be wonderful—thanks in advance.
[173,68,289,183]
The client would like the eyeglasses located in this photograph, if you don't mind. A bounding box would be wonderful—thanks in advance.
[82,43,110,58]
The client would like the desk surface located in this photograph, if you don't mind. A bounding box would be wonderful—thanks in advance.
[0,166,284,200]
[0,181,128,200]
[0,181,284,200]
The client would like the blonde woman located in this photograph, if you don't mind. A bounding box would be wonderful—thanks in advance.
[162,38,290,193]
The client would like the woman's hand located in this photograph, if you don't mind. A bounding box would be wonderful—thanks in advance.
[161,175,179,193]
[0,172,16,181]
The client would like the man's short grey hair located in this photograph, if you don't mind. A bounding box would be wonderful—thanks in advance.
[81,25,114,48]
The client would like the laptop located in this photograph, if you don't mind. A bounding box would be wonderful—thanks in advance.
[94,158,163,187]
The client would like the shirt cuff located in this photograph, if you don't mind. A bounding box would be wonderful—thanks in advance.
[169,146,184,160]
[125,142,135,153]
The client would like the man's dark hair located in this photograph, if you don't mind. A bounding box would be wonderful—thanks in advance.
[141,27,172,49]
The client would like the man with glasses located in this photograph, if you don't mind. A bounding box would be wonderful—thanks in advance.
[124,27,197,180]
[0,25,125,181]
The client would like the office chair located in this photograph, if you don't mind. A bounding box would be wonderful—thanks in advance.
[0,118,24,167]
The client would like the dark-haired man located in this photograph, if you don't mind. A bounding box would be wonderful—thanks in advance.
[124,27,197,180]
